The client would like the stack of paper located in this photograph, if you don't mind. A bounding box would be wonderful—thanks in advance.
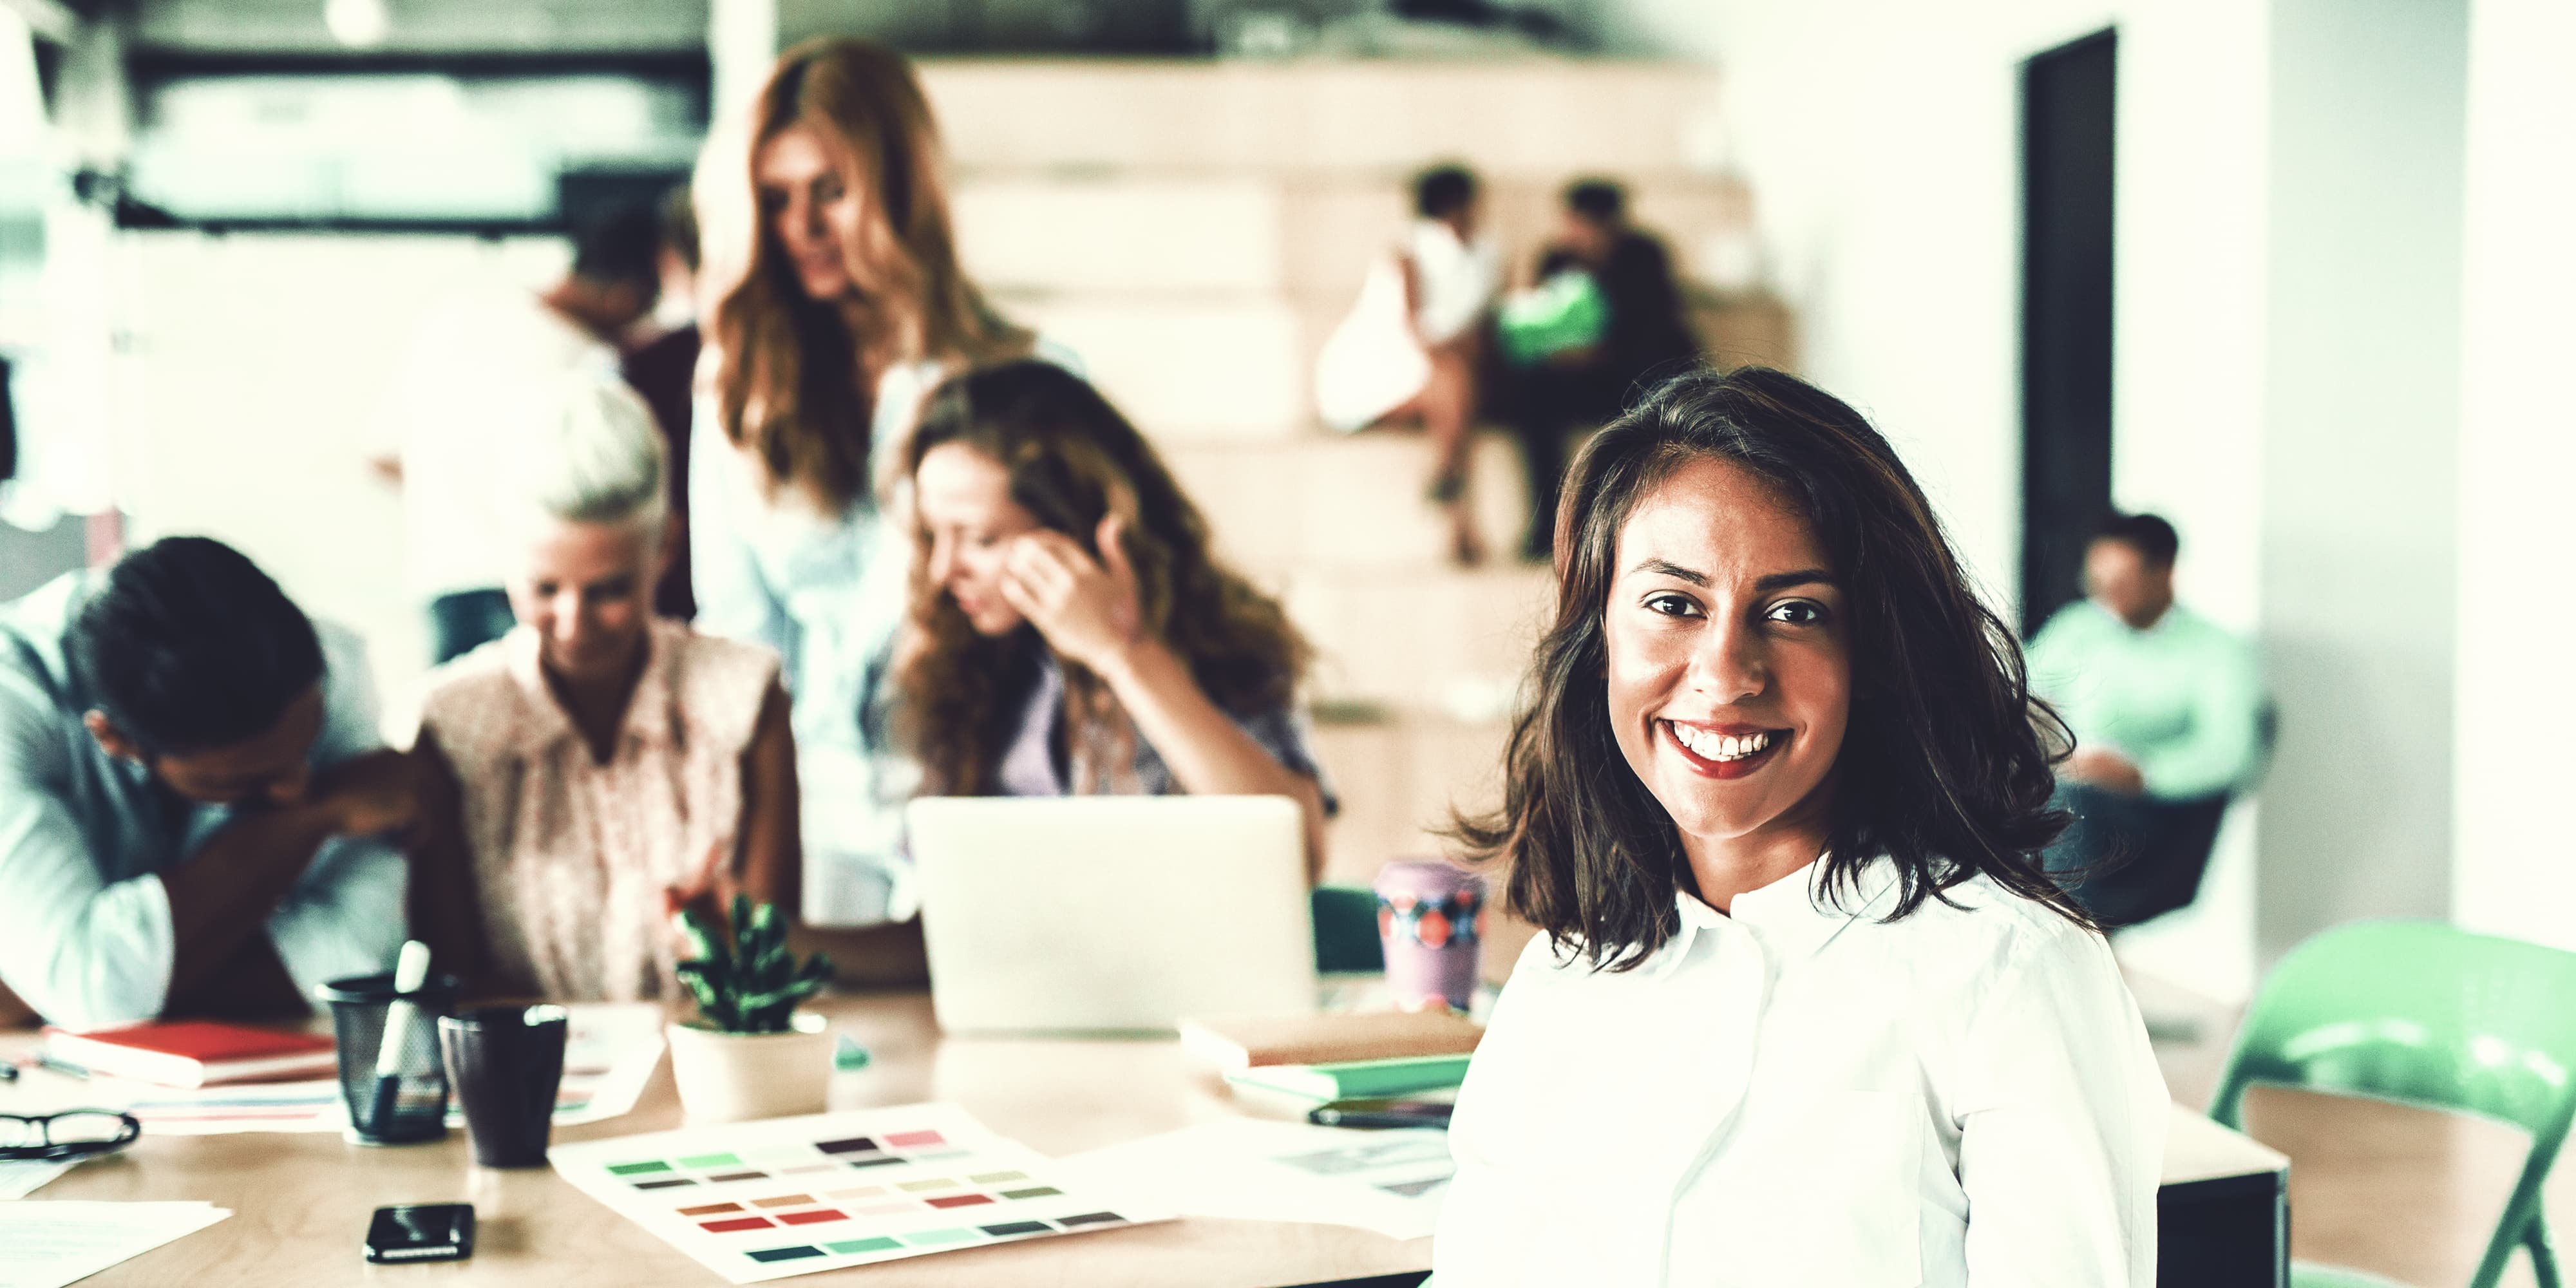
[0,1200,229,1288]
[1178,1010,1484,1073]
[63,1003,666,1136]
[1059,1118,1453,1240]
[43,1021,336,1087]
[1222,1053,1473,1106]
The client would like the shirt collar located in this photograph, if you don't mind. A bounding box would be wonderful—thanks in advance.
[502,621,677,756]
[2095,598,2188,639]
[1642,855,1902,980]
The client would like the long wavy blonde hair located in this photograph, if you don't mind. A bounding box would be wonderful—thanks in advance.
[701,37,1026,510]
[895,361,1314,796]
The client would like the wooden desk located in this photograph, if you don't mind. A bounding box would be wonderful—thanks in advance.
[3,996,2286,1287]
[1,993,1431,1288]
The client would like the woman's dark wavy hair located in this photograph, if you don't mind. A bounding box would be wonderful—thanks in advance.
[1450,366,2089,969]
[896,359,1312,795]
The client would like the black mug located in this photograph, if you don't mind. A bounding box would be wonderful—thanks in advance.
[437,1005,569,1168]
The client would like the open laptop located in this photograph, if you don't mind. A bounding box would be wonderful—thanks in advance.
[908,795,1319,1034]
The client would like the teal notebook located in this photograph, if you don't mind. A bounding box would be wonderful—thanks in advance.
[1222,1054,1474,1104]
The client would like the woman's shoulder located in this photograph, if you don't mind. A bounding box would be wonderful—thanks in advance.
[658,621,783,745]
[1868,868,2115,989]
[418,631,551,758]
[421,632,531,719]
[661,621,779,686]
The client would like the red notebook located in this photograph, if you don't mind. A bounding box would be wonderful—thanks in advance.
[44,1021,337,1088]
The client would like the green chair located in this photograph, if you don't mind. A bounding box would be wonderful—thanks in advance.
[2210,920,2576,1288]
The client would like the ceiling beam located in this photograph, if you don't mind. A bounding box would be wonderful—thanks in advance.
[2,0,82,43]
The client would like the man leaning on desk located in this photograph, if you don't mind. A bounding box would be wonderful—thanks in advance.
[0,537,415,1030]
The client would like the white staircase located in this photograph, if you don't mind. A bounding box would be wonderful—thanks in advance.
[926,57,1739,887]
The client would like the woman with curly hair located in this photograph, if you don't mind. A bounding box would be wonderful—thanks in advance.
[896,360,1330,877]
[1433,367,2165,1285]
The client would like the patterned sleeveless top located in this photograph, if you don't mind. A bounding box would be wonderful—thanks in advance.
[421,620,779,1001]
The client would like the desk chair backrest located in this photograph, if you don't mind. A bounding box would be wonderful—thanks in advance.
[2095,699,2280,929]
[2210,920,2576,1288]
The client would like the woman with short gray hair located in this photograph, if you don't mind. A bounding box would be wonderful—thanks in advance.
[410,376,800,1001]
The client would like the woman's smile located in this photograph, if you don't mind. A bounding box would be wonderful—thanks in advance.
[1660,719,1792,780]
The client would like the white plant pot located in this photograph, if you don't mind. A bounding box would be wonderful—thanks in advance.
[666,1015,832,1123]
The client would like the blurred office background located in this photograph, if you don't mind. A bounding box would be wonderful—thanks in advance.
[3,0,2573,1275]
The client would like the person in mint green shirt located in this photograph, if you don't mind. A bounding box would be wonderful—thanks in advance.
[2028,513,2263,926]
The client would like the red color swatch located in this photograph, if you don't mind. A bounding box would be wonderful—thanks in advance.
[701,1217,774,1233]
[925,1193,994,1210]
[777,1209,848,1226]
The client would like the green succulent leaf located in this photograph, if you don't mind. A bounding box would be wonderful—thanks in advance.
[679,898,834,1034]
[679,909,729,975]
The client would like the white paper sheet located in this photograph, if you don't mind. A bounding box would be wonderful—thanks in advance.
[0,1200,229,1288]
[544,1003,668,1126]
[0,1159,82,1200]
[1058,1118,1452,1241]
[551,1103,1172,1284]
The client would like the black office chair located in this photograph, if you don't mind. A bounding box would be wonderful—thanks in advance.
[2063,701,2278,931]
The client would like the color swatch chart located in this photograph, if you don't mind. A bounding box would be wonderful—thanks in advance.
[549,1103,1170,1283]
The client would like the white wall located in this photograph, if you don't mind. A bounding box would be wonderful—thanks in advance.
[2450,0,2576,949]
[111,233,572,699]
[1600,0,2273,999]
[2255,0,2468,958]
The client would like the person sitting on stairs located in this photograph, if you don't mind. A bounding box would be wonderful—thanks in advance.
[1501,178,1702,564]
[1313,164,1501,565]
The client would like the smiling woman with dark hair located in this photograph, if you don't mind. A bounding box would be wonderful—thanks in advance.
[1434,368,2166,1285]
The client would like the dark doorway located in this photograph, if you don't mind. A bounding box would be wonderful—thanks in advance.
[2019,28,2117,635]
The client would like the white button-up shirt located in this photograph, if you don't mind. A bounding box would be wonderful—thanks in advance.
[1436,858,2166,1287]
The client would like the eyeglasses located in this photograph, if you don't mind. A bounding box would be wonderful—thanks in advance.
[0,1110,143,1161]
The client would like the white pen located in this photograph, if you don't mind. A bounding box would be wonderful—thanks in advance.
[367,940,433,1133]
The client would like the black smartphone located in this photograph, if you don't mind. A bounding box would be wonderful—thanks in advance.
[364,1203,476,1264]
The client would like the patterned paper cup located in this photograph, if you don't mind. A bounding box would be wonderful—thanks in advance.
[1374,860,1486,1011]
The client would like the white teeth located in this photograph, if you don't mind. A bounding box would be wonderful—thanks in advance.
[1671,724,1774,761]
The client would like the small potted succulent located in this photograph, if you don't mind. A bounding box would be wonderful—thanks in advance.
[667,896,836,1122]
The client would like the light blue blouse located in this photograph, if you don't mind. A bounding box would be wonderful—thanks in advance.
[689,347,1077,927]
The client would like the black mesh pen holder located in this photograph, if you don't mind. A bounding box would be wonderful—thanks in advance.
[318,972,460,1145]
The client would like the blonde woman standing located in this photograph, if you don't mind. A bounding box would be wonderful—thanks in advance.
[690,38,1043,927]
